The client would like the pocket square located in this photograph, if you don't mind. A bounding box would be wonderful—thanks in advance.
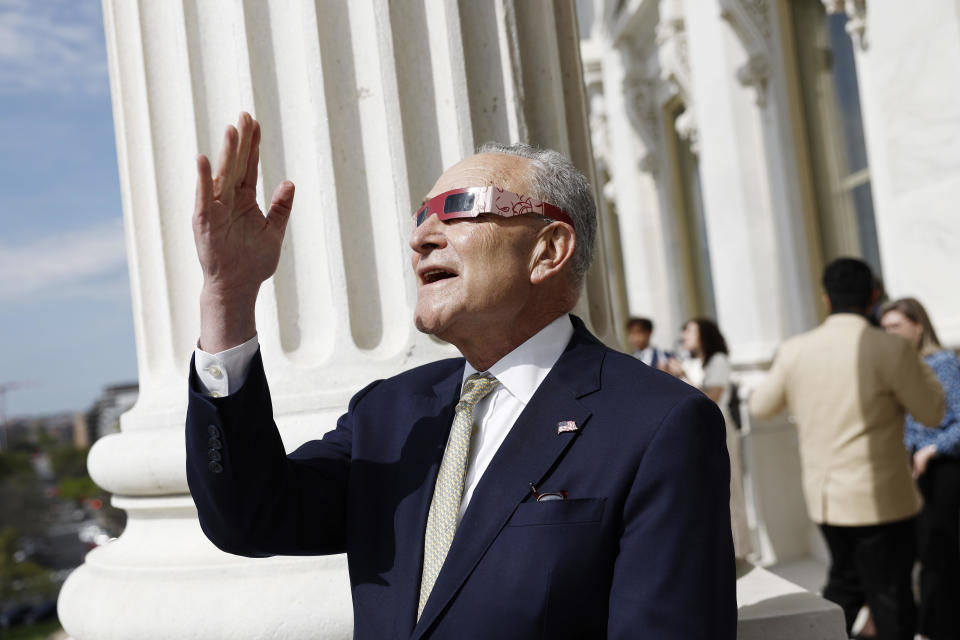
[530,482,569,502]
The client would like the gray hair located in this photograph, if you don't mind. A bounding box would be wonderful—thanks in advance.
[476,142,597,283]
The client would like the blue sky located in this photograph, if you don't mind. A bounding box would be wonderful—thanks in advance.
[0,0,136,417]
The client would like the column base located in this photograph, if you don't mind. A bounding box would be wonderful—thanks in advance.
[58,495,353,639]
[736,561,847,639]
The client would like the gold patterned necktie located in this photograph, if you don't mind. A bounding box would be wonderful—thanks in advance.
[418,373,500,619]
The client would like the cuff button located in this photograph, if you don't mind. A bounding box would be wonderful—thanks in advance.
[208,461,223,474]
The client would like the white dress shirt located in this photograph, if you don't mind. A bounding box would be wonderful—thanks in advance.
[195,338,259,397]
[633,345,667,368]
[194,314,575,521]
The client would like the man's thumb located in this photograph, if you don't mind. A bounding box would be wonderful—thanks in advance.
[266,180,295,229]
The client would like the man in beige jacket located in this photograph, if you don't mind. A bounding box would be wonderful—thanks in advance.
[750,258,944,640]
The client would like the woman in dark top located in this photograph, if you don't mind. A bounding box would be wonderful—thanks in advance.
[881,298,960,640]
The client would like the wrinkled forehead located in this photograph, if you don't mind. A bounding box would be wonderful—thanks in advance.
[425,153,533,201]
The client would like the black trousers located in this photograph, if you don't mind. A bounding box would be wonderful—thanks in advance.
[819,517,917,640]
[916,458,960,640]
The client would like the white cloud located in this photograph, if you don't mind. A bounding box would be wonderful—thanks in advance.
[0,0,108,95]
[55,270,132,303]
[0,219,128,300]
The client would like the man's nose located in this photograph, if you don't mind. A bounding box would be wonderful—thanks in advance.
[409,211,446,255]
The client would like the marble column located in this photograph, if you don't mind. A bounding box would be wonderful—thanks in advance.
[680,0,824,568]
[58,1,618,637]
[583,9,701,351]
[684,0,819,366]
[842,1,960,346]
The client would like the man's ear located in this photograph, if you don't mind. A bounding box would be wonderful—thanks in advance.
[529,222,576,285]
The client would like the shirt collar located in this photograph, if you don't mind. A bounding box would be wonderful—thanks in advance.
[824,312,870,326]
[461,314,574,406]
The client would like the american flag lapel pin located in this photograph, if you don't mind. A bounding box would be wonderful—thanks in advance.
[557,420,578,434]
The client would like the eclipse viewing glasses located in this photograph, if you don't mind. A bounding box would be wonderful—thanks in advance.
[415,186,574,228]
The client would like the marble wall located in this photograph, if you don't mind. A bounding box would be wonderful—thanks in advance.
[853,2,960,345]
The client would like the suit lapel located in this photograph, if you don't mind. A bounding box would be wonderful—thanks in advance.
[411,319,605,638]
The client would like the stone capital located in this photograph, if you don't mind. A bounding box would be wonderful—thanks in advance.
[736,52,771,107]
[822,0,868,50]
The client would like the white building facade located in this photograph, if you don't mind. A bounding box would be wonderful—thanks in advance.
[578,0,960,571]
[59,0,960,635]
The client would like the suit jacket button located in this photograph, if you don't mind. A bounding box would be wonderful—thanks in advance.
[208,449,222,462]
[208,437,223,450]
[207,424,220,437]
[208,461,223,473]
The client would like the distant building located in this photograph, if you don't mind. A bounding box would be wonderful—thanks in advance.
[3,413,75,451]
[0,382,138,452]
[73,413,90,450]
[85,383,138,443]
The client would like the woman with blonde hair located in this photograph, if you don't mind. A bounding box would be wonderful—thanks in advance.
[881,298,960,640]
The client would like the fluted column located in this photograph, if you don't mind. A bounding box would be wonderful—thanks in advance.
[594,15,694,349]
[682,0,823,567]
[684,0,819,366]
[58,1,617,638]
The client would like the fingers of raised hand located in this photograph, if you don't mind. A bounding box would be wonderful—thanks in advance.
[234,111,255,186]
[241,119,261,190]
[195,154,214,218]
[213,123,239,198]
[266,180,295,235]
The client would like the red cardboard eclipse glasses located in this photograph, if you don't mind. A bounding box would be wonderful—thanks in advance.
[414,186,574,228]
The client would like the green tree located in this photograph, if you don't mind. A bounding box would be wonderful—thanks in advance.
[0,452,47,538]
[0,450,32,481]
[48,445,89,478]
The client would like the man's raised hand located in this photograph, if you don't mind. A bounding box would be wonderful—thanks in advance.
[193,112,295,352]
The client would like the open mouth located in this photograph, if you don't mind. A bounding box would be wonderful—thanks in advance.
[422,269,457,284]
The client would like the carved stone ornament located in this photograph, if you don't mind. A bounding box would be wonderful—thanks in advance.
[719,0,772,50]
[736,0,772,42]
[623,71,662,174]
[655,14,693,104]
[587,89,611,176]
[674,106,699,154]
[822,0,868,50]
[719,0,773,109]
[736,52,771,107]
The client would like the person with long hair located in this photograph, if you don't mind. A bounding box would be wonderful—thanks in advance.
[881,298,960,640]
[665,318,752,559]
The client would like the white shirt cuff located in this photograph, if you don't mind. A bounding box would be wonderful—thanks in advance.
[194,335,259,398]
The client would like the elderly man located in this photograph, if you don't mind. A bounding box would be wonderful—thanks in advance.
[186,113,736,639]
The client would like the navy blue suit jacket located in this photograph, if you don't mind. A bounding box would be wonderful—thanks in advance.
[186,316,736,639]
